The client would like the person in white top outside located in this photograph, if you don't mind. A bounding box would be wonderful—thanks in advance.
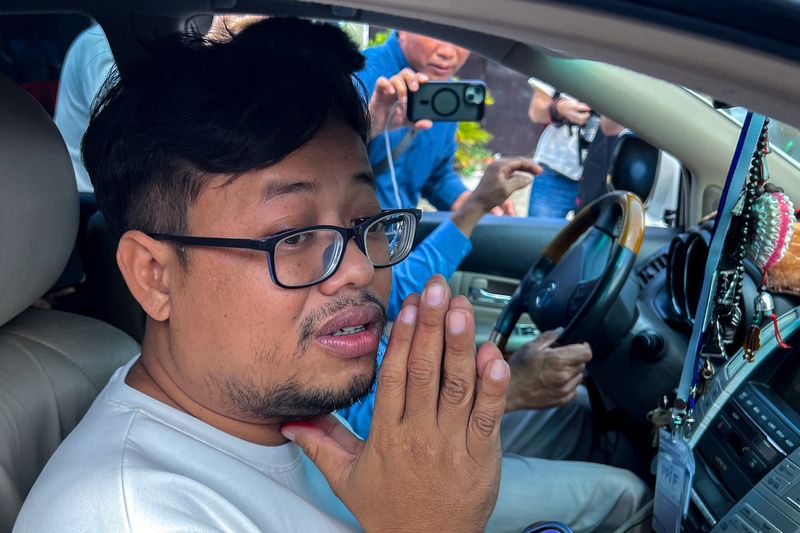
[53,24,113,193]
[526,78,598,219]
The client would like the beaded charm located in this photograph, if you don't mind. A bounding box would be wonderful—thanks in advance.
[741,126,795,362]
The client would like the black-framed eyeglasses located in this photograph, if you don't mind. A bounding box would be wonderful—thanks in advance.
[148,208,422,289]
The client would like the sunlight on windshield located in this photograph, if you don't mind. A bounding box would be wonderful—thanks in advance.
[723,107,800,164]
[689,90,800,167]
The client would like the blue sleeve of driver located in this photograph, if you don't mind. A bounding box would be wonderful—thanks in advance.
[421,123,469,211]
[337,338,387,439]
[387,218,472,320]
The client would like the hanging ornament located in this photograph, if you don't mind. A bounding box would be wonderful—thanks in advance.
[741,125,794,363]
[748,190,796,272]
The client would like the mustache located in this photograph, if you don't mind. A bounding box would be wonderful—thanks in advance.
[295,291,387,355]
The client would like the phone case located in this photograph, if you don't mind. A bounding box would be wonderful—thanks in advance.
[406,81,486,122]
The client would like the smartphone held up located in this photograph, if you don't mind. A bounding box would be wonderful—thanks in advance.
[407,80,486,123]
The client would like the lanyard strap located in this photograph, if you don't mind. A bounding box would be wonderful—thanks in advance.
[675,112,767,414]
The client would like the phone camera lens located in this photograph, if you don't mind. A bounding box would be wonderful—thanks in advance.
[431,88,459,116]
[464,85,485,104]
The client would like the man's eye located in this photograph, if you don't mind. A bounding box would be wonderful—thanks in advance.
[282,232,314,246]
[353,213,381,226]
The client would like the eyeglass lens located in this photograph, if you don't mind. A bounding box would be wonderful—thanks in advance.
[272,212,415,287]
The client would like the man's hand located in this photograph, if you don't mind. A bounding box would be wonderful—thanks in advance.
[368,68,433,140]
[505,329,592,412]
[282,276,510,532]
[555,98,592,126]
[450,157,540,233]
[473,158,540,214]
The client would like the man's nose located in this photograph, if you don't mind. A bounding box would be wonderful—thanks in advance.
[435,43,458,60]
[318,238,375,294]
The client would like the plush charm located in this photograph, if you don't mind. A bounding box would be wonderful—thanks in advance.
[748,190,796,271]
[768,222,800,296]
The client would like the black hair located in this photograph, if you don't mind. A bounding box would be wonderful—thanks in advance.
[83,17,370,251]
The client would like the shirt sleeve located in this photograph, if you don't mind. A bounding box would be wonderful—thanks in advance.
[81,33,115,107]
[386,218,472,319]
[421,124,469,210]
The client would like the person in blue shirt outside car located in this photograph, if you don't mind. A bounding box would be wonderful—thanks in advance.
[361,31,532,318]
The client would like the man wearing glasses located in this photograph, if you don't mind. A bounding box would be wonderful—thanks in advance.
[16,18,513,532]
[16,18,646,533]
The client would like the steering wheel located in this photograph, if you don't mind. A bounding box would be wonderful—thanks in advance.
[489,191,645,354]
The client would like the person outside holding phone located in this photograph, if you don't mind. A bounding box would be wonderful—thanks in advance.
[361,31,538,319]
[527,78,599,219]
[361,31,519,215]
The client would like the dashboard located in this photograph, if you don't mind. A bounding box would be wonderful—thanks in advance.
[591,223,798,424]
[667,229,711,328]
[686,309,800,532]
[587,223,800,531]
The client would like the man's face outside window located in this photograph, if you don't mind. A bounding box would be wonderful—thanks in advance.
[396,32,470,81]
[164,121,390,425]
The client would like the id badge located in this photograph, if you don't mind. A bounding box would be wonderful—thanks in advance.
[653,429,695,533]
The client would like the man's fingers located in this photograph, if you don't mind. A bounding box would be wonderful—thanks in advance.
[438,296,478,431]
[413,119,433,131]
[404,276,450,422]
[467,344,510,457]
[527,328,561,350]
[372,296,418,426]
[560,371,584,396]
[375,76,396,96]
[389,75,409,102]
[505,171,534,194]
[552,343,593,366]
[501,159,542,178]
[281,415,361,492]
[398,67,423,91]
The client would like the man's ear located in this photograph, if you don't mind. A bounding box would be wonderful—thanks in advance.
[116,230,177,322]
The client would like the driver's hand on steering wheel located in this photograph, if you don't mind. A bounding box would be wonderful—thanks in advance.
[505,329,592,412]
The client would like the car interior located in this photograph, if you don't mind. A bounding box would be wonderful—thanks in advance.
[3,1,800,532]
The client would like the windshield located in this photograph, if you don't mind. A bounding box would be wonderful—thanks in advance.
[723,107,800,165]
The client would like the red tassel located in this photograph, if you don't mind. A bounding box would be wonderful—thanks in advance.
[771,313,791,349]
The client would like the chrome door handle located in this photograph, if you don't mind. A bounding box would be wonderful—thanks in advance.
[468,287,512,305]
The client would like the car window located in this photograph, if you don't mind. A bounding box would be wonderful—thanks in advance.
[363,25,681,226]
[723,107,800,166]
[0,14,92,116]
[45,18,683,227]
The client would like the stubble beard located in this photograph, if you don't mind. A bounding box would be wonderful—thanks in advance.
[220,291,386,423]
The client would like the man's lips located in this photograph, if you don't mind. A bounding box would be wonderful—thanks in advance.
[429,63,455,76]
[315,305,384,359]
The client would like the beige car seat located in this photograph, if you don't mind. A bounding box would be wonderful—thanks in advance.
[0,74,139,532]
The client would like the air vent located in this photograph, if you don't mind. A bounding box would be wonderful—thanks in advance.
[637,252,668,286]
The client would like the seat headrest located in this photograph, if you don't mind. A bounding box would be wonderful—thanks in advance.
[608,133,660,203]
[0,75,78,327]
